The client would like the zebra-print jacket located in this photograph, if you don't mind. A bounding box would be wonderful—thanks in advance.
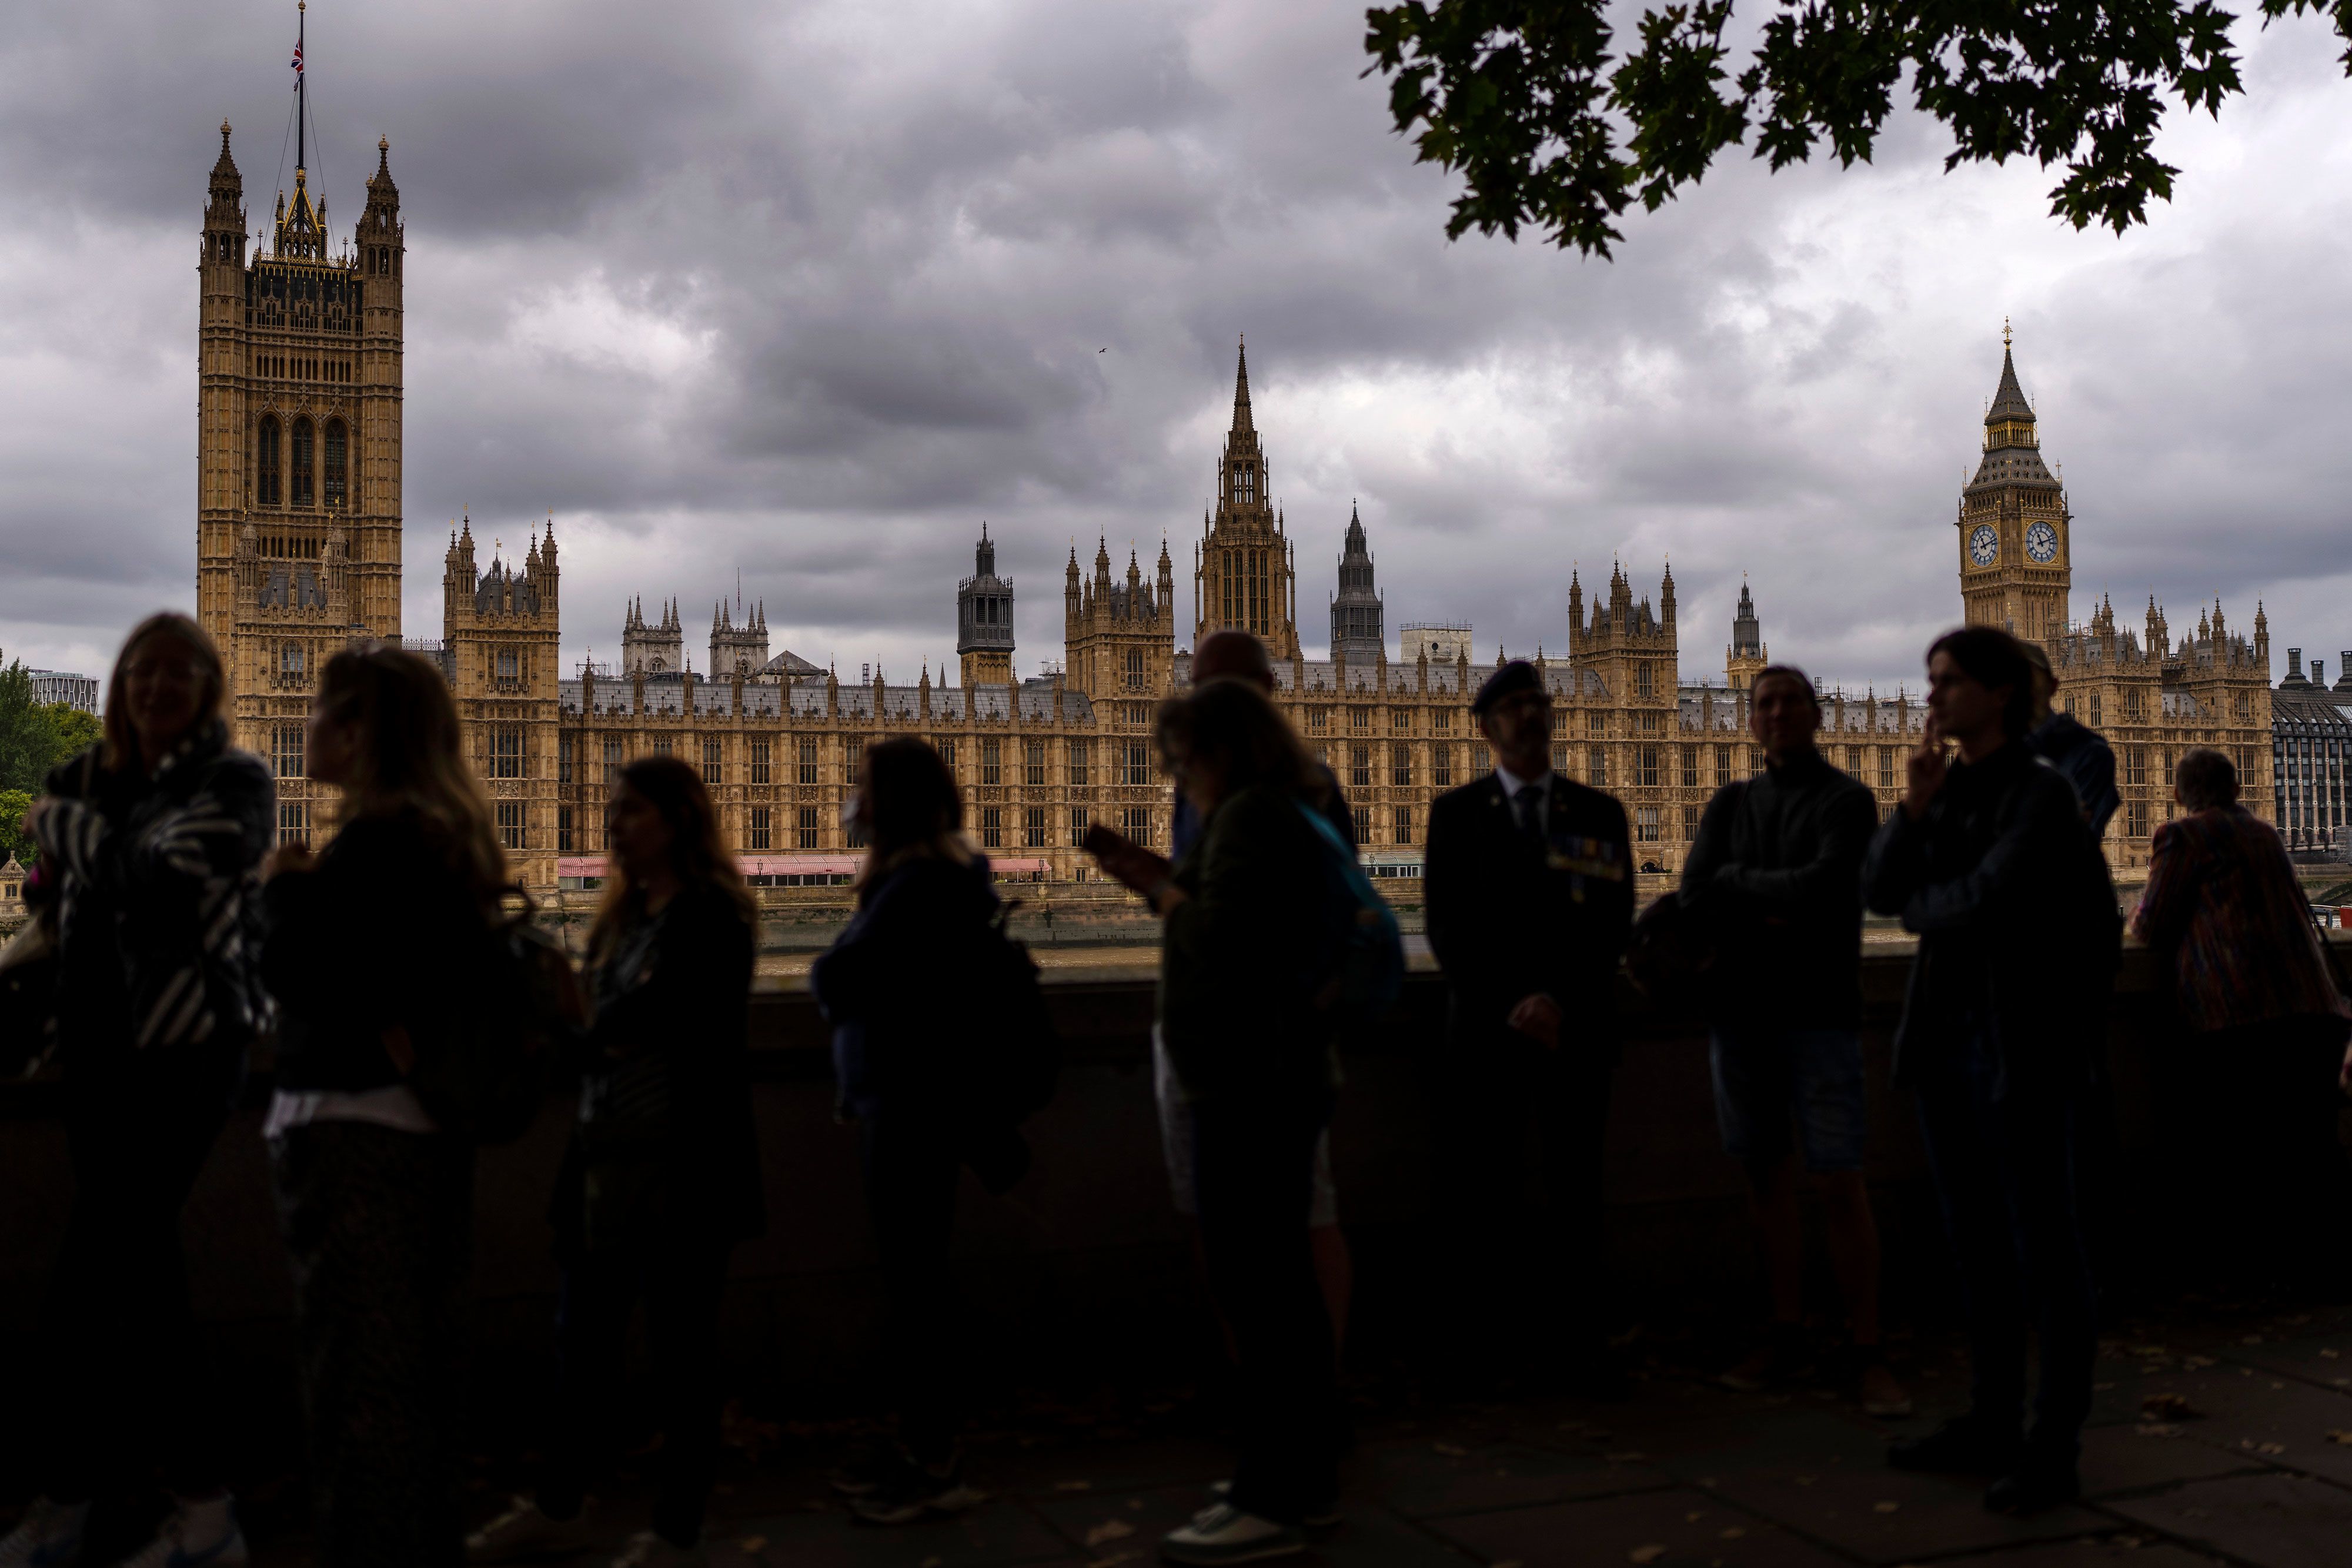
[35,723,276,1057]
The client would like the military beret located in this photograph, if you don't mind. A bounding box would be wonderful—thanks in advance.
[1471,658,1543,716]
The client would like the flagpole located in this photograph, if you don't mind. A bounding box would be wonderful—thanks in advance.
[296,1,306,173]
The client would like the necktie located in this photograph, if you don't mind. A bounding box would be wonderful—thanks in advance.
[1515,783,1545,845]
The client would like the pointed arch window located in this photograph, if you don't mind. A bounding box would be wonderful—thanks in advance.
[290,417,315,507]
[323,419,348,510]
[258,416,281,507]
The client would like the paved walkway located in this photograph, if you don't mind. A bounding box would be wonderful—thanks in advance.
[228,1298,2352,1568]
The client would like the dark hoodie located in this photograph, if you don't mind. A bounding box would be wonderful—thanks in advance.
[2029,712,2119,839]
[813,849,1001,1120]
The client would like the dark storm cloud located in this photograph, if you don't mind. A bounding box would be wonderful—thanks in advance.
[3,0,2350,693]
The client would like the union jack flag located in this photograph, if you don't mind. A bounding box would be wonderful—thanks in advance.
[290,42,303,76]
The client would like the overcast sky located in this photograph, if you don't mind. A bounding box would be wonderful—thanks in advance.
[4,1,2349,697]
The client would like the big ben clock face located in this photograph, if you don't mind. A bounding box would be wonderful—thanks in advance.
[2025,521,2058,563]
[1967,524,1999,566]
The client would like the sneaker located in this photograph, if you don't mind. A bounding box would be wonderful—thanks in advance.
[1888,1415,2021,1475]
[848,1455,984,1526]
[1984,1460,2081,1515]
[466,1497,597,1563]
[1160,1503,1304,1565]
[1,1499,89,1568]
[112,1499,248,1568]
[1720,1324,1810,1393]
[829,1441,907,1499]
[1208,1482,1338,1530]
[1853,1357,1915,1419]
[609,1533,704,1568]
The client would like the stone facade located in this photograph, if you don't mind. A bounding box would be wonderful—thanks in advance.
[193,115,2279,891]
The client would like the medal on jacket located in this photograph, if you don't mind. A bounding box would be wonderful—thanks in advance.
[1548,834,1625,901]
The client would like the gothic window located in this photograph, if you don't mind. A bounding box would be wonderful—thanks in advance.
[1714,743,1732,784]
[1068,807,1091,847]
[1025,740,1047,787]
[749,806,772,850]
[1125,648,1145,690]
[1067,739,1089,787]
[1350,706,1371,734]
[981,737,1003,785]
[1432,744,1453,788]
[1636,663,1654,698]
[2127,800,2149,838]
[491,727,523,778]
[272,723,305,779]
[290,417,314,507]
[652,735,673,757]
[258,416,281,506]
[1639,746,1660,787]
[749,735,771,784]
[796,805,820,849]
[278,801,310,847]
[496,801,526,850]
[1350,744,1371,790]
[280,642,305,679]
[1636,805,1661,842]
[1587,711,1605,737]
[1392,805,1414,846]
[323,419,348,510]
[1878,747,1895,789]
[558,735,573,785]
[1124,740,1151,786]
[936,737,958,771]
[1682,803,1702,839]
[603,736,622,784]
[797,736,820,785]
[981,806,1004,849]
[1471,742,1491,775]
[1680,745,1698,788]
[1307,707,1329,735]
[558,806,574,852]
[497,648,519,680]
[1432,706,1453,734]
[1588,745,1608,785]
[1352,805,1371,845]
[702,734,723,784]
[1391,743,1412,788]
[1123,805,1152,847]
[1551,739,1569,773]
[1391,707,1411,733]
[1024,807,1047,848]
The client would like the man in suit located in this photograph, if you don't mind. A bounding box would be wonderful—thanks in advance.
[1424,659,1634,1391]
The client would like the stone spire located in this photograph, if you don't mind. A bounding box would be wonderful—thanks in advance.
[1329,501,1384,662]
[1229,336,1253,434]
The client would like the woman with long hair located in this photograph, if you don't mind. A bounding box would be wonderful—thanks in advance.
[467,755,762,1568]
[3,613,273,1568]
[1094,677,1343,1563]
[808,737,1001,1524]
[259,644,509,1567]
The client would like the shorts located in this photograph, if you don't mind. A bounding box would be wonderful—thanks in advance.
[1708,1027,1868,1173]
[1153,1025,1338,1227]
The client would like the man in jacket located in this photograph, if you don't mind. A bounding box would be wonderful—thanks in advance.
[1681,666,1906,1417]
[1424,659,1633,1392]
[1863,627,2119,1515]
[2020,642,2118,838]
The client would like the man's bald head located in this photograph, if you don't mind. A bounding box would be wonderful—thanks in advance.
[1193,630,1275,691]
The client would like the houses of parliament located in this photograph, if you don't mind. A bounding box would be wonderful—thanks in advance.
[193,127,2278,895]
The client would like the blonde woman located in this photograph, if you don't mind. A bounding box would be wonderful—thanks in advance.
[3,613,273,1568]
[259,645,507,1567]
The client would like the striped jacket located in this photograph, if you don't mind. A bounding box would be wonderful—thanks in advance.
[35,724,275,1055]
[2131,804,2350,1034]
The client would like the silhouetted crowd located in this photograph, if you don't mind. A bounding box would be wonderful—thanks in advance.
[4,614,2348,1568]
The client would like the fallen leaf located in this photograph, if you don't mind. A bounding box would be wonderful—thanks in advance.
[2326,1430,2352,1446]
[2140,1393,2203,1421]
[1629,1547,1667,1565]
[1085,1520,1135,1547]
[2257,1442,2287,1455]
[1873,1501,1900,1513]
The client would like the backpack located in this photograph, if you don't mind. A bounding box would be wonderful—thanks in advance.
[405,887,574,1145]
[966,898,1060,1125]
[1295,801,1405,1023]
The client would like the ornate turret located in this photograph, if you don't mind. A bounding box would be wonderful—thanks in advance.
[1726,579,1767,691]
[1957,325,2072,641]
[1329,502,1384,661]
[1192,338,1299,658]
[957,522,1015,687]
[709,589,770,679]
